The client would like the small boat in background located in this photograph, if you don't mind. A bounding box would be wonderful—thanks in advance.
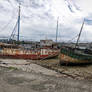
[59,19,92,65]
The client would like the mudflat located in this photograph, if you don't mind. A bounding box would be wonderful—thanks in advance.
[0,63,92,92]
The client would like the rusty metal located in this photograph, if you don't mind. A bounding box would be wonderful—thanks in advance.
[0,47,59,60]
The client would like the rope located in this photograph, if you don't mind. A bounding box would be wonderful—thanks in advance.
[66,34,79,43]
[0,1,17,32]
[9,19,18,40]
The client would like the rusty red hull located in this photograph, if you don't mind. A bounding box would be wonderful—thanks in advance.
[0,46,59,60]
[0,54,58,60]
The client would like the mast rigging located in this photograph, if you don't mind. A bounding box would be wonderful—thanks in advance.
[75,19,85,48]
[56,17,59,43]
[17,4,21,42]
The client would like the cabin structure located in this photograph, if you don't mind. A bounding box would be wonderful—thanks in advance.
[40,40,53,47]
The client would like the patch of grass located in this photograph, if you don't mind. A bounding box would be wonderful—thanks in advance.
[8,67,18,70]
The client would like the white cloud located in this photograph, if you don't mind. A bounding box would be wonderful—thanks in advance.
[0,0,92,42]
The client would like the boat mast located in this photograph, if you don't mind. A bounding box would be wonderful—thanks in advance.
[17,3,21,42]
[75,19,85,48]
[56,17,59,43]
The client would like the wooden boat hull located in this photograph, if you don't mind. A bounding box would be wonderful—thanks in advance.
[0,54,58,60]
[0,48,59,60]
[59,47,92,65]
[59,53,91,65]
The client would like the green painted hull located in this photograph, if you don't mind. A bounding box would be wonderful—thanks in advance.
[59,46,92,65]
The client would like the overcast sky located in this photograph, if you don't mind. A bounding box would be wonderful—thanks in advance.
[0,0,92,42]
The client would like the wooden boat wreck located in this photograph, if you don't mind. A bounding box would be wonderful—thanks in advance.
[0,43,59,60]
[59,46,92,65]
[0,4,59,60]
[59,19,92,65]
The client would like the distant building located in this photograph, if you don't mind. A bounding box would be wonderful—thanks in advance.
[86,42,92,49]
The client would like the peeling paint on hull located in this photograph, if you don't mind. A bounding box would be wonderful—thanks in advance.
[0,54,58,60]
[59,54,91,65]
[0,48,59,60]
[59,46,92,65]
